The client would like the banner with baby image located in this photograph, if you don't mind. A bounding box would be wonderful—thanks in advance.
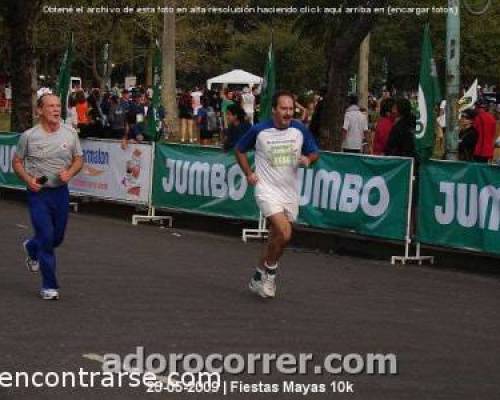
[69,139,153,204]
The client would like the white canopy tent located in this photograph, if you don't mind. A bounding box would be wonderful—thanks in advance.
[206,69,263,90]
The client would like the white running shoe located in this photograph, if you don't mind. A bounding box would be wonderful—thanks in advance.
[40,288,59,300]
[249,278,267,298]
[23,240,39,273]
[261,272,276,298]
[249,271,276,298]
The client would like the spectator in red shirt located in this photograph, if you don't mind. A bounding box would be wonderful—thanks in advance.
[372,98,394,155]
[473,100,496,163]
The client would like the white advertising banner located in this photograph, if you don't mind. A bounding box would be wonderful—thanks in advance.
[69,139,152,204]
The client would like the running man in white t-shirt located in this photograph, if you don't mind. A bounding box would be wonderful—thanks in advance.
[235,91,319,299]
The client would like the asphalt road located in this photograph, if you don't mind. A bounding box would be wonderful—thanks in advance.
[1,197,499,400]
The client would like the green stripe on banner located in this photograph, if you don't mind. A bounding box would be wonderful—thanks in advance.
[417,160,500,255]
[0,133,24,189]
[152,144,413,241]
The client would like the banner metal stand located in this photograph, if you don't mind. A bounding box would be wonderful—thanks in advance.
[242,212,268,242]
[132,142,173,227]
[391,160,434,265]
[69,201,79,213]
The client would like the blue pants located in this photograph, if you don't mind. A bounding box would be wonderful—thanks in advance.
[25,185,69,290]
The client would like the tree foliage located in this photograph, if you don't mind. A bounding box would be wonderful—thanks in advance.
[222,22,326,93]
[1,0,496,91]
[1,0,498,135]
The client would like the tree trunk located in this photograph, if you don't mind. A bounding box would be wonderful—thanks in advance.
[100,42,113,92]
[145,16,154,89]
[358,33,370,110]
[162,0,179,137]
[91,43,103,89]
[322,58,350,151]
[145,46,153,88]
[100,19,120,91]
[322,28,378,150]
[6,0,40,132]
[320,0,388,150]
[31,58,38,122]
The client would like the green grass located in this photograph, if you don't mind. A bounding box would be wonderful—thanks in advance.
[0,113,11,132]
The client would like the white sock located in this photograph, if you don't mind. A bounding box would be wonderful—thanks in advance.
[264,261,278,275]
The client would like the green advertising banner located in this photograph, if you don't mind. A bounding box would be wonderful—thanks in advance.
[152,144,413,241]
[0,133,24,189]
[296,153,412,240]
[152,144,259,220]
[417,160,500,255]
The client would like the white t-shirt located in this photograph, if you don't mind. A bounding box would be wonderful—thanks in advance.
[241,93,255,114]
[437,114,446,129]
[237,120,319,205]
[65,107,78,128]
[342,105,368,150]
[4,86,11,100]
[191,91,203,115]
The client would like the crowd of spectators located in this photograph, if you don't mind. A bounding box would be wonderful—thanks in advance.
[4,78,499,165]
[350,86,500,164]
[176,85,322,151]
[62,85,165,149]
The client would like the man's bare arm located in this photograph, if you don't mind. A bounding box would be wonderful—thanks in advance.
[235,149,258,185]
[299,153,319,167]
[59,155,83,183]
[12,154,41,192]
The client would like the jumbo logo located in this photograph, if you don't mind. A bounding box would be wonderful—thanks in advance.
[161,158,391,218]
[162,159,247,201]
[0,145,16,174]
[298,169,390,217]
[435,182,500,231]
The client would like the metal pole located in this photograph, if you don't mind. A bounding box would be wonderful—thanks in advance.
[148,141,156,217]
[445,0,460,160]
[405,160,415,259]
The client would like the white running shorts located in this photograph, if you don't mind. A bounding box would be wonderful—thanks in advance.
[255,195,298,222]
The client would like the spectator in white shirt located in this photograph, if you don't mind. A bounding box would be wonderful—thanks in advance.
[4,84,12,113]
[191,87,203,117]
[240,86,255,124]
[342,95,369,153]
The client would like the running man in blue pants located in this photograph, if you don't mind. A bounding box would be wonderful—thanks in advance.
[12,93,83,300]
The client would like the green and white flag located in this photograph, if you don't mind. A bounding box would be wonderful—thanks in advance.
[458,79,478,113]
[415,25,441,161]
[56,33,74,121]
[146,40,163,141]
[259,42,276,121]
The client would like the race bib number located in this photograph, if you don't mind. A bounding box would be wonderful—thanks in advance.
[270,143,296,167]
